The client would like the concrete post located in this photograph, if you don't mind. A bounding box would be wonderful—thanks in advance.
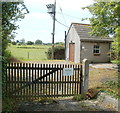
[81,59,89,96]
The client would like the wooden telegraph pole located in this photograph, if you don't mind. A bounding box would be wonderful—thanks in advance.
[52,0,56,59]
[46,0,56,59]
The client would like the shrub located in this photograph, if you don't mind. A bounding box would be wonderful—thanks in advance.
[46,45,65,60]
[11,41,17,45]
[4,50,12,61]
[7,56,21,62]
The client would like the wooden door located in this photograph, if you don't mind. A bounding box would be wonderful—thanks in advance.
[69,43,75,62]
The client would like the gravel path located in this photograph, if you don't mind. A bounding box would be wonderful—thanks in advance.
[89,63,118,69]
[17,98,103,112]
[17,93,118,112]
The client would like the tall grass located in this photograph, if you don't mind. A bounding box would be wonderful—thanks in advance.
[7,44,51,61]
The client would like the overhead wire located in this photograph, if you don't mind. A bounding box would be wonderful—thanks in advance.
[57,12,82,20]
[48,0,83,28]
[50,14,69,28]
[57,0,68,28]
[55,19,69,28]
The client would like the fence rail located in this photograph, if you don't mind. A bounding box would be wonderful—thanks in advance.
[6,63,82,101]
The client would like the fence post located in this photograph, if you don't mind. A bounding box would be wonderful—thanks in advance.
[81,59,89,97]
[28,52,29,59]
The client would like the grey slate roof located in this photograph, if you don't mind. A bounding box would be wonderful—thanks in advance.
[72,23,113,42]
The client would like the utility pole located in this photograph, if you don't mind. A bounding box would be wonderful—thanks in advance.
[46,0,56,59]
[52,0,56,59]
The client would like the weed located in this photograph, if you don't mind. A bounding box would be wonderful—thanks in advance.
[2,97,19,112]
[111,60,120,64]
[73,94,85,101]
[101,80,119,98]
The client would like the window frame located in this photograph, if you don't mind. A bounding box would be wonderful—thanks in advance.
[93,44,100,55]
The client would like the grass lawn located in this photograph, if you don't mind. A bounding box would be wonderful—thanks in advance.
[7,44,51,61]
[111,60,120,64]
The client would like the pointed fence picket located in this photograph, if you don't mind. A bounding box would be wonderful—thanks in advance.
[6,62,83,101]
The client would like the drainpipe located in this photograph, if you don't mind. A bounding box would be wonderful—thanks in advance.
[80,40,82,63]
[65,31,67,60]
[109,42,112,63]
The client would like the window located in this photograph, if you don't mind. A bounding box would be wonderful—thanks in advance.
[93,44,100,54]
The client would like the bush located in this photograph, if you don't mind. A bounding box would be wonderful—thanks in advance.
[46,45,65,60]
[2,97,19,112]
[7,56,21,62]
[11,41,17,45]
[4,50,12,61]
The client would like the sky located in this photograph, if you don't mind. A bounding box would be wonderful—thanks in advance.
[15,0,95,43]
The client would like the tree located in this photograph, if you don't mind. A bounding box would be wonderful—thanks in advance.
[26,41,34,45]
[2,2,29,58]
[84,1,120,62]
[20,38,25,45]
[1,2,28,104]
[35,39,42,45]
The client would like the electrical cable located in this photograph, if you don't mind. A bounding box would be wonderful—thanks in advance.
[49,11,68,28]
[57,0,68,27]
[55,19,69,28]
[57,12,82,20]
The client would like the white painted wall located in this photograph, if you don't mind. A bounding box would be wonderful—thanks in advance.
[66,26,80,63]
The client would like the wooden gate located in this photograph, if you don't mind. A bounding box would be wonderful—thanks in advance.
[5,63,82,101]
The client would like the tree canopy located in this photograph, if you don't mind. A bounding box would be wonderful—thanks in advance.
[85,1,120,37]
[26,41,34,45]
[84,1,120,62]
[2,2,29,56]
[35,39,43,45]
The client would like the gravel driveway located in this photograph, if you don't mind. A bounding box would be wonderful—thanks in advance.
[89,63,118,69]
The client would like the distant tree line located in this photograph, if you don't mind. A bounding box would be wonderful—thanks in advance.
[11,39,43,45]
[11,39,64,45]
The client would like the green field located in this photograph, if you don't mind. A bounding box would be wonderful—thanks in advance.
[7,44,51,61]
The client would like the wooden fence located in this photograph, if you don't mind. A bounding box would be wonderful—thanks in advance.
[5,63,83,101]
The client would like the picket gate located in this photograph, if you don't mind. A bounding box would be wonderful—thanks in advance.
[5,63,84,101]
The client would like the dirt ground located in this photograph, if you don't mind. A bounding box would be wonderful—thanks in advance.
[16,62,118,112]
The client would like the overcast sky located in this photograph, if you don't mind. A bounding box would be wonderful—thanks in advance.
[15,0,95,43]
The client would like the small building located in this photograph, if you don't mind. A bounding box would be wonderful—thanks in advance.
[65,23,113,63]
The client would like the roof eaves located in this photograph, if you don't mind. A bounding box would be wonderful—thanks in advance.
[80,38,113,42]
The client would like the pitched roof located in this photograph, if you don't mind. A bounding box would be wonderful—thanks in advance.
[71,23,113,42]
